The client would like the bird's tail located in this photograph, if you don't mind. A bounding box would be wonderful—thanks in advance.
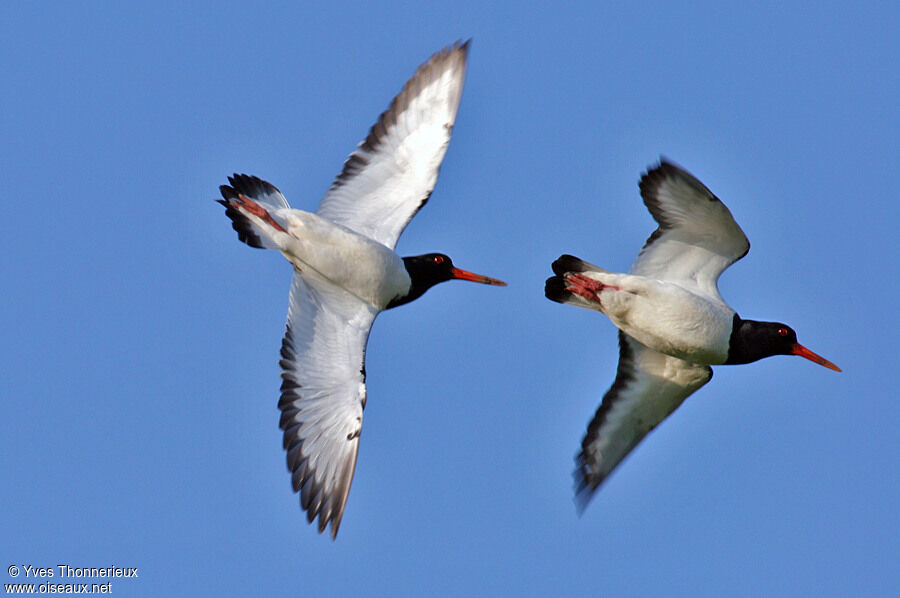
[218,174,291,250]
[544,254,609,311]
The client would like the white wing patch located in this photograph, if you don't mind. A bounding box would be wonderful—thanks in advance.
[315,41,469,249]
[575,333,712,510]
[278,270,379,538]
[631,161,750,300]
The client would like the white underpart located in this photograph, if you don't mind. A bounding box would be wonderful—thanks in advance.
[574,271,733,364]
[241,207,411,309]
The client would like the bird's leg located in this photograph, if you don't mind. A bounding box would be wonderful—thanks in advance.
[564,272,619,305]
[234,194,287,233]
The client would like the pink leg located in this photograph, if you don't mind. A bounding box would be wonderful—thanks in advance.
[564,273,619,304]
[235,194,287,233]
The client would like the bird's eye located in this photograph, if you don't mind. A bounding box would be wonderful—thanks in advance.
[777,327,789,337]
[433,255,445,265]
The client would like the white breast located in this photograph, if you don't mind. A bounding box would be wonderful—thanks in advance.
[276,209,411,308]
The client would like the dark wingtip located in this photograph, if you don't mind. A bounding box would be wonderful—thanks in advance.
[640,158,719,212]
[328,40,470,196]
[574,487,594,517]
[644,157,681,179]
[639,161,668,198]
[441,38,471,59]
[639,158,687,197]
[573,453,602,515]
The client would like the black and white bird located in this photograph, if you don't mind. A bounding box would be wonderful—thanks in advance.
[218,41,505,539]
[545,160,840,509]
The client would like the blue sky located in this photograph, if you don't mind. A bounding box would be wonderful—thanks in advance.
[2,1,897,596]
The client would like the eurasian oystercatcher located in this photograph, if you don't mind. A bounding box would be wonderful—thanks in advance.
[545,160,839,509]
[219,41,505,538]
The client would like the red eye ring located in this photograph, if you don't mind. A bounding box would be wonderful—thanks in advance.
[777,327,789,337]
[433,255,445,264]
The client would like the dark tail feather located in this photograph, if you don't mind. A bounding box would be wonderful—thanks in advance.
[217,196,269,249]
[544,275,570,304]
[545,254,608,307]
[217,174,288,250]
[551,254,599,276]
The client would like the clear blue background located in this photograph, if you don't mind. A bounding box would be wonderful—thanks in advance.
[3,1,897,596]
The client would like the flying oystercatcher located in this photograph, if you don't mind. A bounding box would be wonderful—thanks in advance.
[545,160,840,509]
[219,41,505,538]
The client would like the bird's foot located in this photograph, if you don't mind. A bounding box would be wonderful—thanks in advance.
[233,194,287,233]
[564,273,619,304]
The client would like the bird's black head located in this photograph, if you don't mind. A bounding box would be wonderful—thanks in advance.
[726,316,840,371]
[386,253,506,309]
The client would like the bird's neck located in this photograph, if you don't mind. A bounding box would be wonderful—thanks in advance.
[385,258,442,309]
[724,315,775,365]
[386,288,425,310]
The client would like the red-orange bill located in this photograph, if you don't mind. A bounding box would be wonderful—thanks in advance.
[792,343,841,372]
[450,267,507,286]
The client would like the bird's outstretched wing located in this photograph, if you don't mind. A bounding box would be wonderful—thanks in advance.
[575,333,712,511]
[632,161,750,299]
[278,270,379,539]
[315,41,470,249]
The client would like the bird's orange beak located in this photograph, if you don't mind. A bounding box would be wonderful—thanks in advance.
[792,343,841,372]
[450,267,507,286]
